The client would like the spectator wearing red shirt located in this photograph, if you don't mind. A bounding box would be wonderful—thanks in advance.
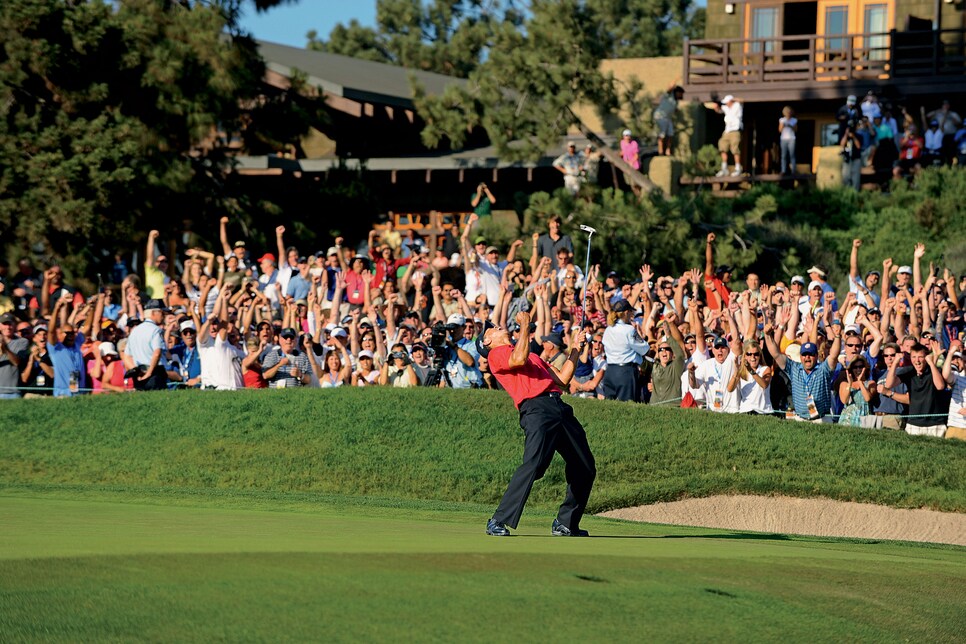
[368,229,411,290]
[703,233,732,310]
[894,125,924,179]
[477,311,596,538]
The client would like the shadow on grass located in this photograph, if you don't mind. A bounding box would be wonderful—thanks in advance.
[516,532,793,541]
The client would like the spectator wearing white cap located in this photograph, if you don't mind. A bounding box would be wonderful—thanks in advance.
[806,265,836,310]
[440,313,480,388]
[836,95,859,141]
[197,290,244,391]
[90,341,127,393]
[218,217,250,271]
[711,95,743,177]
[351,349,380,386]
[256,252,280,309]
[169,319,202,387]
[19,324,52,397]
[124,297,167,391]
[552,141,585,195]
[620,129,640,170]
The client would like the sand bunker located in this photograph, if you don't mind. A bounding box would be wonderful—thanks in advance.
[600,495,966,546]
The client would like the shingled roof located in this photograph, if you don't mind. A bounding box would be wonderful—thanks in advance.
[256,40,466,109]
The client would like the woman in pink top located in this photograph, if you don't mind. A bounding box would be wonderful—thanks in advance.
[620,129,640,170]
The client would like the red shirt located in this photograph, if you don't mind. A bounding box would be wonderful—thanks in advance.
[487,345,561,409]
[703,273,731,310]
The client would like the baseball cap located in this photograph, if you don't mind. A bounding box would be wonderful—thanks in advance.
[447,313,466,326]
[541,333,565,349]
[279,328,297,340]
[411,343,428,353]
[715,264,732,275]
[622,129,632,136]
[331,328,348,339]
[484,246,499,255]
[33,324,48,334]
[179,320,196,333]
[721,95,734,104]
[98,341,118,357]
[800,342,819,356]
[475,321,494,358]
[712,336,729,349]
[844,324,860,336]
[327,246,339,257]
[847,95,857,104]
[144,299,168,311]
[0,312,16,324]
[791,275,806,286]
[808,280,823,291]
[612,300,634,313]
[806,265,826,277]
[898,265,913,275]
[234,240,246,248]
[473,236,487,245]
[358,350,374,359]
[257,253,275,264]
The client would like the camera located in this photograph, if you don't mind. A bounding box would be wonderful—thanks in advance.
[425,321,459,387]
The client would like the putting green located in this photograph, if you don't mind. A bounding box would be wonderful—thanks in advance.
[1,492,964,641]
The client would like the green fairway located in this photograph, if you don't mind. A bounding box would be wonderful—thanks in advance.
[1,490,965,642]
[2,389,966,640]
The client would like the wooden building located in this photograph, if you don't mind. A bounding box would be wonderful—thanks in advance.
[683,0,966,172]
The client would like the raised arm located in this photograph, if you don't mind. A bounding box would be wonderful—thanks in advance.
[913,242,925,296]
[704,233,715,277]
[850,238,861,281]
[218,217,232,257]
[276,226,288,270]
[508,311,532,368]
[146,229,159,267]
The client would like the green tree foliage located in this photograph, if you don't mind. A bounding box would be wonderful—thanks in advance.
[593,0,706,58]
[0,0,311,276]
[307,0,516,77]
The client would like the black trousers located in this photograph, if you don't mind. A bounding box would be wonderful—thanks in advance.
[602,363,639,402]
[134,365,168,391]
[492,393,596,531]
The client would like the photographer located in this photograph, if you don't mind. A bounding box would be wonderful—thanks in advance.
[471,182,495,218]
[380,342,418,388]
[438,313,481,388]
[840,119,863,190]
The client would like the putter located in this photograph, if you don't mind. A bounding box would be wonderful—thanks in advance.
[579,225,597,303]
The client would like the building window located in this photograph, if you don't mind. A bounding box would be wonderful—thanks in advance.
[824,6,849,52]
[751,7,780,53]
[864,4,888,60]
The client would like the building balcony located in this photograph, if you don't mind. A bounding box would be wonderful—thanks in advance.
[683,28,966,102]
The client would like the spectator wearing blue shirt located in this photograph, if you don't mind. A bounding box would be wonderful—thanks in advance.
[47,295,93,397]
[765,319,842,421]
[286,257,311,301]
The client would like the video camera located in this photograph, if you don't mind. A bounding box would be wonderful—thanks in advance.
[424,321,461,387]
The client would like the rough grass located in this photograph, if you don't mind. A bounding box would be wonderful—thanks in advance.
[1,388,964,512]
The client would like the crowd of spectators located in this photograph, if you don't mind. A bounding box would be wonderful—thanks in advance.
[836,94,964,186]
[0,216,964,439]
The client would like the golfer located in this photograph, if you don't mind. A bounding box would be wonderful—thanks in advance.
[477,311,596,537]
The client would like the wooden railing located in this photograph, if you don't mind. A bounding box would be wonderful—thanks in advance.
[684,28,966,88]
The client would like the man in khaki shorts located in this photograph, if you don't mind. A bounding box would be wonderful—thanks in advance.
[712,95,743,177]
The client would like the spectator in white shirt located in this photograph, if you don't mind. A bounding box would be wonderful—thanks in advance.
[712,95,743,177]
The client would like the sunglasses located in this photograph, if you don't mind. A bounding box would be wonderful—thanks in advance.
[182,329,196,335]
[801,352,818,357]
[746,352,760,357]
[883,352,897,357]
[846,343,862,348]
